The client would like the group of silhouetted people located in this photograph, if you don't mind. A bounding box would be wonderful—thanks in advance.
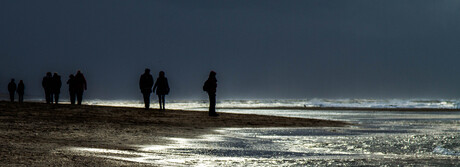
[66,70,87,105]
[139,69,218,116]
[7,69,218,116]
[7,79,24,103]
[42,72,62,104]
[139,69,170,110]
[42,70,87,105]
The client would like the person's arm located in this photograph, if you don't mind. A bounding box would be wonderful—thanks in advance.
[83,76,87,90]
[139,76,143,90]
[153,78,158,93]
[166,78,170,93]
[149,76,154,88]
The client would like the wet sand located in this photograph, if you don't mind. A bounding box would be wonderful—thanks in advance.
[0,101,348,166]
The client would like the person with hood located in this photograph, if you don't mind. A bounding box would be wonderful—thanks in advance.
[8,79,16,102]
[74,70,87,105]
[42,72,53,104]
[52,73,62,104]
[139,68,154,109]
[203,71,218,116]
[153,71,169,110]
[67,74,76,104]
[17,80,25,103]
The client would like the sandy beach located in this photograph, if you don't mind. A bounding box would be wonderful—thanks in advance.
[0,101,348,166]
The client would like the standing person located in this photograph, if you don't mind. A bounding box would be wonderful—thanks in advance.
[52,73,62,104]
[74,70,87,105]
[42,72,53,104]
[67,74,76,105]
[139,68,154,109]
[17,80,25,103]
[203,71,218,116]
[153,71,169,110]
[8,79,16,102]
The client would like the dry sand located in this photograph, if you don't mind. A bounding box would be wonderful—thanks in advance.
[0,101,348,166]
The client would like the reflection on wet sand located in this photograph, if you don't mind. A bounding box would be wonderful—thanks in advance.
[66,109,460,166]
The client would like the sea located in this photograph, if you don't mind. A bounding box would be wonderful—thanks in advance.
[65,99,460,166]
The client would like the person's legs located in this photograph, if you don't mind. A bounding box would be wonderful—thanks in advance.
[55,93,59,104]
[77,91,83,105]
[143,92,150,109]
[9,91,14,102]
[18,93,23,103]
[208,93,217,116]
[70,91,76,104]
[45,91,50,104]
[51,93,55,104]
[158,95,162,110]
[161,95,165,110]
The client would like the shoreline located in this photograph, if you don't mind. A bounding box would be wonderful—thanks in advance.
[0,101,348,166]
[218,106,460,112]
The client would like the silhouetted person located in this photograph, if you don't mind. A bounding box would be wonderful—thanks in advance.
[74,70,87,105]
[203,71,218,116]
[42,72,53,104]
[139,68,154,109]
[17,80,24,103]
[153,71,169,110]
[52,73,62,104]
[8,79,16,102]
[67,74,76,104]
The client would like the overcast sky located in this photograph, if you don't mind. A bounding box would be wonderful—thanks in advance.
[1,0,460,100]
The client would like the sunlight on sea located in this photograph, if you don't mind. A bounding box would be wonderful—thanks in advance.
[62,99,460,166]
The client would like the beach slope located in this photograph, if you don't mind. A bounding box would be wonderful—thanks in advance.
[0,101,348,166]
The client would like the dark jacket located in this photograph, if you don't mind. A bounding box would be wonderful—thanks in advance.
[74,72,87,92]
[17,82,24,94]
[42,76,52,91]
[203,77,217,94]
[153,77,169,95]
[8,81,16,93]
[52,74,62,94]
[139,73,154,93]
[67,76,76,92]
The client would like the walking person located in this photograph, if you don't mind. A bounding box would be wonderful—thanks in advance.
[139,68,154,109]
[8,79,16,102]
[74,70,87,105]
[17,80,25,103]
[52,73,62,104]
[153,71,169,110]
[67,74,76,105]
[203,71,218,116]
[42,72,53,104]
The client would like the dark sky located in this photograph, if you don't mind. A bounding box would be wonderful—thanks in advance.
[1,0,460,100]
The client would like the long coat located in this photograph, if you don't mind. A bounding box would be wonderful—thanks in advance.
[154,77,169,95]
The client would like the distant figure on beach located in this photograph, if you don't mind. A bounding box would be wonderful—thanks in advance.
[8,79,16,102]
[153,71,169,110]
[74,70,87,105]
[67,74,76,104]
[139,68,154,109]
[52,73,62,104]
[203,71,218,116]
[42,72,53,104]
[17,80,24,103]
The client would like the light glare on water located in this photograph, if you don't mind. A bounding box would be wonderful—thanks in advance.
[64,99,460,166]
